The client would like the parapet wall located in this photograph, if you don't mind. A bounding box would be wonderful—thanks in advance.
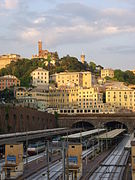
[0,105,56,133]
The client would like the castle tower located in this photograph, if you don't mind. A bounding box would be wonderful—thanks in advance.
[81,53,85,64]
[38,40,42,56]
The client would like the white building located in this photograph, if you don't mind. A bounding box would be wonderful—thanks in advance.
[31,67,49,86]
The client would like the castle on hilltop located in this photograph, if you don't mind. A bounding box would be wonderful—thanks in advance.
[32,40,59,66]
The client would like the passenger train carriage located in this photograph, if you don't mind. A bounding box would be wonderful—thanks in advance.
[27,142,45,156]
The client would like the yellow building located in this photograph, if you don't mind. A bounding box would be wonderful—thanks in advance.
[106,86,135,112]
[131,69,135,75]
[49,86,116,114]
[131,140,135,180]
[50,71,93,88]
[31,67,49,86]
[15,87,29,99]
[49,87,78,109]
[16,85,118,114]
[0,54,21,70]
[67,143,82,179]
[3,144,23,179]
[101,69,114,79]
[15,86,49,110]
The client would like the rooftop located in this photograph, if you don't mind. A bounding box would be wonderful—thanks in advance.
[98,129,125,140]
[63,129,105,139]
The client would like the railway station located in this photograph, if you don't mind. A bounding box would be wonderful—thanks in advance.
[63,129,106,150]
[89,135,131,180]
[98,129,126,149]
[0,127,133,180]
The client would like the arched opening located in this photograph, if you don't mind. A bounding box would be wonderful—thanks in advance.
[72,121,94,130]
[104,121,128,132]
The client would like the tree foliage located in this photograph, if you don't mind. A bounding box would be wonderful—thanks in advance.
[0,55,91,86]
[89,61,96,72]
[0,88,14,101]
[114,69,135,84]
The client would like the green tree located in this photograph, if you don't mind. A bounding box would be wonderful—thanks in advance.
[89,61,96,72]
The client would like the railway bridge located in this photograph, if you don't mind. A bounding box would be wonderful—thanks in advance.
[58,113,135,133]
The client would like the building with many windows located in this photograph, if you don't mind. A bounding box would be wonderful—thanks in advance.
[0,75,20,91]
[15,86,49,110]
[48,86,116,114]
[16,85,119,114]
[31,67,49,86]
[106,86,135,112]
[101,69,114,79]
[50,71,94,88]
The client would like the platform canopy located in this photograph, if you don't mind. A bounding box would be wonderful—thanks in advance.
[63,129,105,139]
[98,129,126,140]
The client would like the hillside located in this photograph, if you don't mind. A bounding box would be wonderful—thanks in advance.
[0,55,134,87]
[0,55,89,87]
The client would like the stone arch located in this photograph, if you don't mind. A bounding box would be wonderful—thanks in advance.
[72,121,95,129]
[104,120,128,132]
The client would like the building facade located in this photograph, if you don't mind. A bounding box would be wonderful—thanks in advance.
[50,71,93,88]
[0,54,21,70]
[3,144,23,179]
[106,86,135,112]
[101,69,114,79]
[31,67,49,86]
[16,85,118,114]
[16,86,49,110]
[0,75,20,91]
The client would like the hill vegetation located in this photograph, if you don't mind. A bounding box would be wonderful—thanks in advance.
[114,69,135,85]
[0,55,93,86]
[0,55,134,86]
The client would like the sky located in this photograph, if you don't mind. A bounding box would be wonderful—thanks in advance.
[0,0,135,70]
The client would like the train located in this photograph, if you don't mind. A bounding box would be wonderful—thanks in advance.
[27,142,45,156]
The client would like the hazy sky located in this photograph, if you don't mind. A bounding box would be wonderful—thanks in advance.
[0,0,135,70]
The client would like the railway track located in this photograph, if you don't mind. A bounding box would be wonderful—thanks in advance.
[89,135,130,180]
[26,144,99,180]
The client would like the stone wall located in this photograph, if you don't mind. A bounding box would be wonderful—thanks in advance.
[0,106,56,133]
[58,113,135,133]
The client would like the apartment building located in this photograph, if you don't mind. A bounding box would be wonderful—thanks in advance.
[49,87,78,109]
[16,86,49,110]
[31,67,49,86]
[78,87,103,109]
[50,71,94,88]
[101,69,114,79]
[0,75,20,91]
[16,85,119,114]
[106,86,135,112]
[49,86,106,111]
